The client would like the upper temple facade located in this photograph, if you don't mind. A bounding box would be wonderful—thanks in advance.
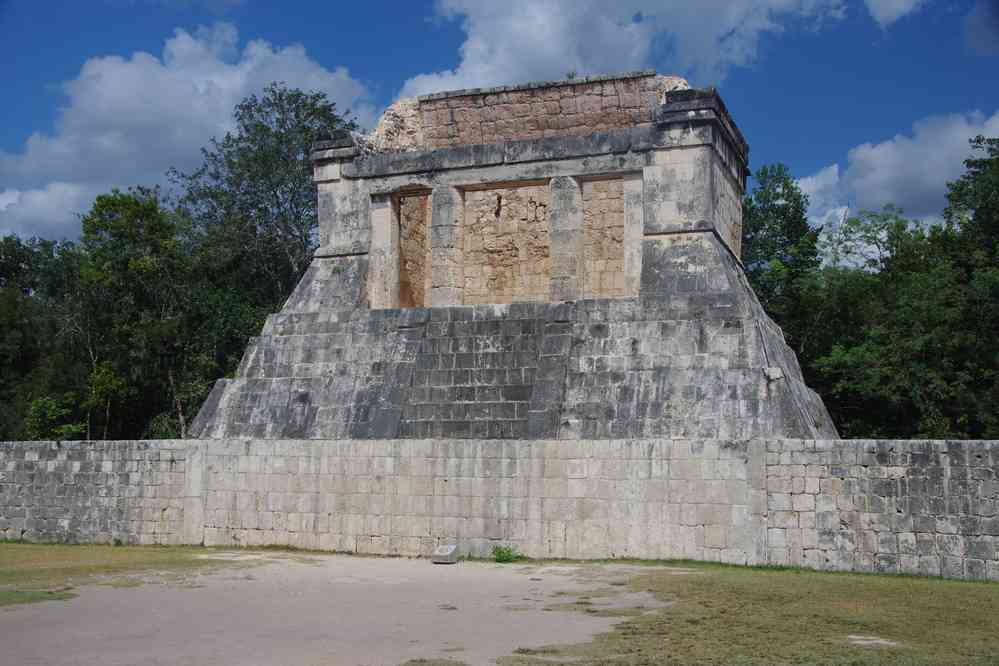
[191,71,839,441]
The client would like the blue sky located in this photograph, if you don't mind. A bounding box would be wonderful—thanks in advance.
[1,0,997,238]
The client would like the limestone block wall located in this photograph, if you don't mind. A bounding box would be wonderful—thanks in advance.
[200,438,762,562]
[462,185,552,305]
[193,232,838,442]
[398,193,431,308]
[581,178,627,298]
[2,438,997,581]
[0,440,190,545]
[765,439,999,580]
[414,71,689,149]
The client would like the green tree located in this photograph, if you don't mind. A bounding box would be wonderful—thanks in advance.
[814,185,999,438]
[0,237,90,440]
[24,396,85,441]
[79,187,197,438]
[741,164,822,356]
[1,83,357,441]
[171,81,356,309]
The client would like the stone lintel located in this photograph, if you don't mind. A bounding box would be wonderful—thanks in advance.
[341,105,743,181]
[416,69,657,103]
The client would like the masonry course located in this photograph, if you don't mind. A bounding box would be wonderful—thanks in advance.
[5,72,994,584]
[2,438,997,581]
[190,71,834,442]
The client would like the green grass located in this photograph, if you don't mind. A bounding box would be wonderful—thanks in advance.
[0,588,77,607]
[500,561,999,665]
[0,542,250,606]
[492,544,525,563]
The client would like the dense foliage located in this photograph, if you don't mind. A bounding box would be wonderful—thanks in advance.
[0,83,354,440]
[742,136,999,438]
[1,77,995,440]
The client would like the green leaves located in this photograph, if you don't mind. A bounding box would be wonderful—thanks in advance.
[741,163,821,355]
[2,82,354,441]
[744,144,998,439]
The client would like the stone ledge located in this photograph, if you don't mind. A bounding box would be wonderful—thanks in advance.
[416,70,657,103]
[341,123,722,179]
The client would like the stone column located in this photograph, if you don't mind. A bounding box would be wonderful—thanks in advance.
[622,172,644,296]
[642,146,715,236]
[429,187,464,307]
[312,136,370,257]
[368,194,399,309]
[548,176,584,302]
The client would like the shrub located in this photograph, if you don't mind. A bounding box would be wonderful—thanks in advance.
[492,544,523,563]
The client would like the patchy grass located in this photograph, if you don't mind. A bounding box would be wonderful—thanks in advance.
[0,542,252,606]
[500,561,999,665]
[0,588,77,607]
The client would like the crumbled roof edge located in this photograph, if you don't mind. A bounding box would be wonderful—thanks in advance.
[416,70,658,102]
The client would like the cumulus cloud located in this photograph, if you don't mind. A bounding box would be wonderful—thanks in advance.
[799,164,849,230]
[863,0,928,27]
[800,110,999,227]
[0,22,372,240]
[0,183,99,240]
[400,0,850,97]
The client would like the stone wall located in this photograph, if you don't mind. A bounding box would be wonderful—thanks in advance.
[199,438,761,561]
[0,440,192,545]
[462,185,551,305]
[374,71,690,151]
[192,231,839,442]
[398,193,431,308]
[765,439,999,580]
[581,178,627,298]
[3,438,997,581]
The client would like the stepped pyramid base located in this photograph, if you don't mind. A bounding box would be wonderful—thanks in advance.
[192,232,837,440]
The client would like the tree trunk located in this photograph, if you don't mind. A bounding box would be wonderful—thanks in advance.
[167,367,187,439]
[103,399,110,441]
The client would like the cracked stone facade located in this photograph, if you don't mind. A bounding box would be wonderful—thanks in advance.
[3,72,996,582]
[3,438,998,580]
[190,70,836,442]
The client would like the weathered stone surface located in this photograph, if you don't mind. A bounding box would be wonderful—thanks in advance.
[367,71,689,153]
[3,438,997,580]
[0,440,191,545]
[195,70,824,440]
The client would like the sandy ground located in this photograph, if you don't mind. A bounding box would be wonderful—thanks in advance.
[0,552,668,666]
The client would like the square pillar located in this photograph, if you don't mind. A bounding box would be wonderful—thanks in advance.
[368,194,399,309]
[429,187,464,307]
[642,146,715,235]
[622,172,644,296]
[548,176,584,302]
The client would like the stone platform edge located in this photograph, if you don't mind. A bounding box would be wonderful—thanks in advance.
[1,438,997,582]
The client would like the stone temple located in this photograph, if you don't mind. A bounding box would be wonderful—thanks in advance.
[191,70,837,442]
[9,72,999,578]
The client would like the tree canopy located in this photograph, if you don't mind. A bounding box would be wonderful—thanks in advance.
[742,138,999,438]
[1,81,996,441]
[0,82,354,441]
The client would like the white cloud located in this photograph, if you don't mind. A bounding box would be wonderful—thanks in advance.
[400,0,849,97]
[0,183,99,240]
[863,0,928,27]
[799,164,849,230]
[0,22,373,240]
[800,110,999,227]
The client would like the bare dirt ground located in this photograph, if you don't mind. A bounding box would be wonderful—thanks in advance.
[0,552,662,666]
